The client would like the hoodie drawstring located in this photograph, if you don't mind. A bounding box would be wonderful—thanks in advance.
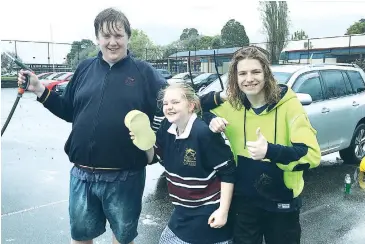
[243,107,278,148]
[244,108,247,148]
[274,108,278,144]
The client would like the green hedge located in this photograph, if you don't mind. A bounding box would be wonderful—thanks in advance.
[1,76,18,88]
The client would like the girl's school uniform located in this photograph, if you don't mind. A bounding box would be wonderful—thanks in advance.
[156,113,236,244]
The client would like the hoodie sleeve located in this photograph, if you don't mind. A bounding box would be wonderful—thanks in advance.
[265,111,321,172]
[200,91,224,112]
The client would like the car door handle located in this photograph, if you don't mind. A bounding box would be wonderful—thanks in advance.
[352,101,360,107]
[321,107,330,113]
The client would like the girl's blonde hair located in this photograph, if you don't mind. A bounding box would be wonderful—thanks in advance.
[227,46,281,110]
[158,83,201,115]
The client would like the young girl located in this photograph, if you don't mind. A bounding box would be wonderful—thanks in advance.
[130,83,236,244]
[202,47,321,244]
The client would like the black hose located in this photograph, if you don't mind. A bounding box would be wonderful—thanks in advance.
[213,50,224,91]
[188,51,195,89]
[1,94,22,136]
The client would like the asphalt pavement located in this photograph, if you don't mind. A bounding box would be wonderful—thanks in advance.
[1,88,364,244]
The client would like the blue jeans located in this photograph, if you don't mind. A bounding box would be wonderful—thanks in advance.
[69,166,146,244]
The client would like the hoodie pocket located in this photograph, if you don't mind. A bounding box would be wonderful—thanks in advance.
[236,155,293,201]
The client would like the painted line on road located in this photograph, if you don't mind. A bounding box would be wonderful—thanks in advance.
[1,200,67,217]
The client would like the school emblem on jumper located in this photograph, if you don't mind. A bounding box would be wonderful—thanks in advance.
[125,77,135,86]
[183,148,196,166]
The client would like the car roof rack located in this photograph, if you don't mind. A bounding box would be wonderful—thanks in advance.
[309,63,360,68]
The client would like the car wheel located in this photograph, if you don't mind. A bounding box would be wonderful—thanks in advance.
[340,123,365,164]
[198,86,207,93]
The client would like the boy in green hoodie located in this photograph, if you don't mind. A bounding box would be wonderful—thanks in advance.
[202,47,321,244]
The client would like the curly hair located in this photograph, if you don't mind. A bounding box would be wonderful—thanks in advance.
[226,46,282,110]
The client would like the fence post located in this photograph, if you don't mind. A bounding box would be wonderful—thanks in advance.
[77,44,80,64]
[47,42,50,68]
[14,41,18,59]
[307,38,310,64]
[348,35,352,55]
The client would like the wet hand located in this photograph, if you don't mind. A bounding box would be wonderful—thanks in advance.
[209,117,228,133]
[208,208,228,228]
[246,127,268,160]
[18,70,44,95]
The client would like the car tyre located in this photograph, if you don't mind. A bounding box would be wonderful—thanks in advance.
[340,123,365,164]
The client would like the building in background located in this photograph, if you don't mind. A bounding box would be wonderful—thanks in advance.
[279,34,365,64]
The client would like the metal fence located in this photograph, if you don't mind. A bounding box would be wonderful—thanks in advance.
[2,34,364,75]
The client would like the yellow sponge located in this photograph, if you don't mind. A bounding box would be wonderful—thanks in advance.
[360,157,365,172]
[359,157,365,190]
[125,110,156,151]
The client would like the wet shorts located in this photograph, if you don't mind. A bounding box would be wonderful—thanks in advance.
[69,165,146,244]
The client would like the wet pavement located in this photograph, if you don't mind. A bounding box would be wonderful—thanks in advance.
[1,88,364,244]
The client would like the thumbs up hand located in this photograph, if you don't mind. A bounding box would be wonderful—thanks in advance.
[246,128,268,160]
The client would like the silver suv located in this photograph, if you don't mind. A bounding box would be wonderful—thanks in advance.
[199,63,365,165]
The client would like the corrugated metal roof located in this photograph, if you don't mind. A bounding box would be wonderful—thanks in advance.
[168,47,242,58]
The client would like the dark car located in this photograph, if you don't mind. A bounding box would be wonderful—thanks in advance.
[167,72,204,84]
[54,81,70,95]
[156,69,173,79]
[192,73,220,92]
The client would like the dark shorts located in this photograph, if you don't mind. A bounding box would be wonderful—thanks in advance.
[69,166,146,244]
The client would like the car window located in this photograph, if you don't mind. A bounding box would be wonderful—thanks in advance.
[320,70,347,99]
[341,71,355,94]
[347,70,365,93]
[51,72,67,80]
[292,72,324,102]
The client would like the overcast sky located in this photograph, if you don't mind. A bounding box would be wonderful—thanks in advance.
[1,0,364,63]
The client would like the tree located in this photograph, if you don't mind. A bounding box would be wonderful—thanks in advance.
[162,40,185,58]
[66,39,95,66]
[221,19,250,48]
[129,29,155,60]
[180,28,199,41]
[291,29,308,40]
[345,19,365,35]
[70,45,99,69]
[1,52,22,74]
[211,36,223,49]
[260,1,290,64]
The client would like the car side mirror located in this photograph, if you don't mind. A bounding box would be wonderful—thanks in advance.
[296,93,313,106]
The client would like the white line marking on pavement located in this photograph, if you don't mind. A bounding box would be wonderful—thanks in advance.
[1,200,67,217]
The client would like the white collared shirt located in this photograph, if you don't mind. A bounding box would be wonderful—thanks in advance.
[167,113,197,139]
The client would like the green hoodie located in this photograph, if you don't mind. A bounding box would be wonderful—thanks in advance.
[210,84,321,211]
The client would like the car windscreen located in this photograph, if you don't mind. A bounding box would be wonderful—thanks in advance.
[55,73,71,80]
[171,73,187,79]
[272,72,293,84]
[193,73,212,82]
[198,73,228,96]
[51,73,67,80]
